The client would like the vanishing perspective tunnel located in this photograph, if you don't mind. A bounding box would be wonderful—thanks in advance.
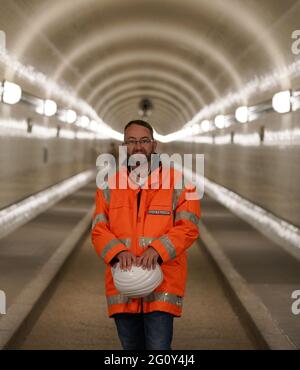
[0,0,300,351]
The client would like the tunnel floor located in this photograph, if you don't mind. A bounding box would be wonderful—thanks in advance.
[2,174,298,349]
[201,195,300,348]
[16,236,256,350]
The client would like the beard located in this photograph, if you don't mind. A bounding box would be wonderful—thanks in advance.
[129,150,152,165]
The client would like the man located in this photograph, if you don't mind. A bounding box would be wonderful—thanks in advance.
[91,120,200,350]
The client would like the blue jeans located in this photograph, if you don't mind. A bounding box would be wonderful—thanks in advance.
[113,311,174,350]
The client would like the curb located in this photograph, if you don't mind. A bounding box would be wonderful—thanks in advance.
[0,206,94,350]
[198,220,296,350]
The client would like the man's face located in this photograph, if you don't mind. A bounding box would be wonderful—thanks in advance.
[124,123,157,161]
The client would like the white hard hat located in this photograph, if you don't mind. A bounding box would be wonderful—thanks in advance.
[112,263,163,298]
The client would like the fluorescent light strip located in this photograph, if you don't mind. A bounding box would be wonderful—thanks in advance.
[59,128,76,139]
[264,128,300,145]
[0,51,92,117]
[173,61,300,141]
[233,132,261,146]
[76,131,96,140]
[0,169,95,241]
[0,51,123,141]
[175,163,300,262]
[0,119,99,140]
[214,134,231,145]
[0,118,28,136]
[181,128,300,146]
[32,124,57,138]
[188,59,300,126]
[1,50,300,143]
[180,136,214,144]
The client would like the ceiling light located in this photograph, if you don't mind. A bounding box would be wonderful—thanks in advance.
[235,106,249,123]
[215,115,225,129]
[201,120,211,132]
[36,99,57,117]
[272,90,291,113]
[89,120,97,130]
[44,99,57,117]
[78,115,90,128]
[64,109,77,124]
[1,81,22,105]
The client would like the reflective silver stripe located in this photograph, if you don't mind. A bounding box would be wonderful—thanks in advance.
[143,292,183,307]
[172,188,183,211]
[92,213,108,229]
[119,238,131,248]
[107,295,130,305]
[139,237,156,248]
[175,211,199,226]
[102,188,111,204]
[159,235,176,260]
[101,238,130,259]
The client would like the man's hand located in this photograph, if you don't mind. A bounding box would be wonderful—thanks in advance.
[116,251,136,271]
[136,247,160,270]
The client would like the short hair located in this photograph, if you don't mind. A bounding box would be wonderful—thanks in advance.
[124,119,154,139]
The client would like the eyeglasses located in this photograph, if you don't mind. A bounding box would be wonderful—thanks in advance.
[123,139,154,146]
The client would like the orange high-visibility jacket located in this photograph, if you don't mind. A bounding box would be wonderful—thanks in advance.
[91,162,200,317]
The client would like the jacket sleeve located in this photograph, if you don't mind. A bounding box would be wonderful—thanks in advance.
[150,185,200,263]
[91,188,128,265]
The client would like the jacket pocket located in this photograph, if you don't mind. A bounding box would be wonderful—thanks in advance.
[109,193,133,235]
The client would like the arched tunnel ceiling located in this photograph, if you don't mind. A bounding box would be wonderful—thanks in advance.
[1,0,300,135]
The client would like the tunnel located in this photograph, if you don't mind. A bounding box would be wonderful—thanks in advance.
[0,0,300,352]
